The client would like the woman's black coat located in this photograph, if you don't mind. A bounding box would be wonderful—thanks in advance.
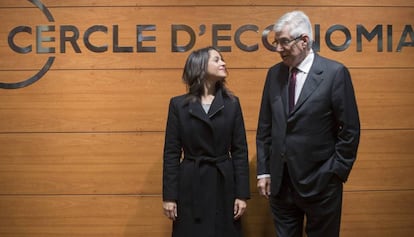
[163,88,250,237]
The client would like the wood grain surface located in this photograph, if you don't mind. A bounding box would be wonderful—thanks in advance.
[0,1,413,236]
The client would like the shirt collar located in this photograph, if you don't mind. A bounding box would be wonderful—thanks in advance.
[293,49,314,74]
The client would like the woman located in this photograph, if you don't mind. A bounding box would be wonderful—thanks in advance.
[162,46,250,237]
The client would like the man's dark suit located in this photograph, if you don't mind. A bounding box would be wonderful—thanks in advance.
[257,53,360,197]
[256,53,360,236]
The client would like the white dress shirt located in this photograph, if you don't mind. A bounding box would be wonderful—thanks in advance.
[292,49,314,105]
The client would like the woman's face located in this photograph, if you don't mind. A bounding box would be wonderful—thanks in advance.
[206,49,227,81]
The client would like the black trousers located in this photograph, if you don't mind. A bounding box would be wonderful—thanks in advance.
[269,167,343,237]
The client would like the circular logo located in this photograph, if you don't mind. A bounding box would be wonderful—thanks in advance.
[0,0,55,89]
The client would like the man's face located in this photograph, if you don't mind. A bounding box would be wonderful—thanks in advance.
[273,26,308,68]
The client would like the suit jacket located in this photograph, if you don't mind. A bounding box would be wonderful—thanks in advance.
[256,53,360,197]
[163,88,250,237]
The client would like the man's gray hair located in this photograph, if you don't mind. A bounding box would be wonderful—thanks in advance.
[273,11,313,49]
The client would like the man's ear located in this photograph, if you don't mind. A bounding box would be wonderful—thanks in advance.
[302,35,310,48]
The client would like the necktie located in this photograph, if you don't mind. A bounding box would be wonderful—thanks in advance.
[289,67,298,113]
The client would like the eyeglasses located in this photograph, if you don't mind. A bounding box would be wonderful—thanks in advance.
[272,35,303,47]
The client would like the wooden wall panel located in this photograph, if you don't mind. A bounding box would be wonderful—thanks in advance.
[0,6,413,70]
[0,132,165,195]
[341,191,414,237]
[1,130,413,195]
[1,68,413,132]
[1,0,412,7]
[244,192,414,237]
[343,130,414,191]
[1,1,413,237]
[0,192,412,237]
[0,195,171,237]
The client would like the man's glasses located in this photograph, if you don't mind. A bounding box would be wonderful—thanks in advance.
[272,35,303,47]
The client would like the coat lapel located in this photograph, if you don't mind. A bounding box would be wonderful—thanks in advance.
[188,88,225,125]
[208,89,224,118]
[189,100,209,123]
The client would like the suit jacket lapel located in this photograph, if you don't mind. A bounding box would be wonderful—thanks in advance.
[278,65,290,116]
[292,55,324,113]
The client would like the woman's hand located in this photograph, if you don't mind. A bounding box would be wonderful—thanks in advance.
[233,198,247,220]
[163,201,177,221]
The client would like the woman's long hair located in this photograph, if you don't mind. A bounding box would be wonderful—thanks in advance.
[182,46,233,102]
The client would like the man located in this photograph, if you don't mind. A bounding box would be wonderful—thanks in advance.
[256,11,360,237]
